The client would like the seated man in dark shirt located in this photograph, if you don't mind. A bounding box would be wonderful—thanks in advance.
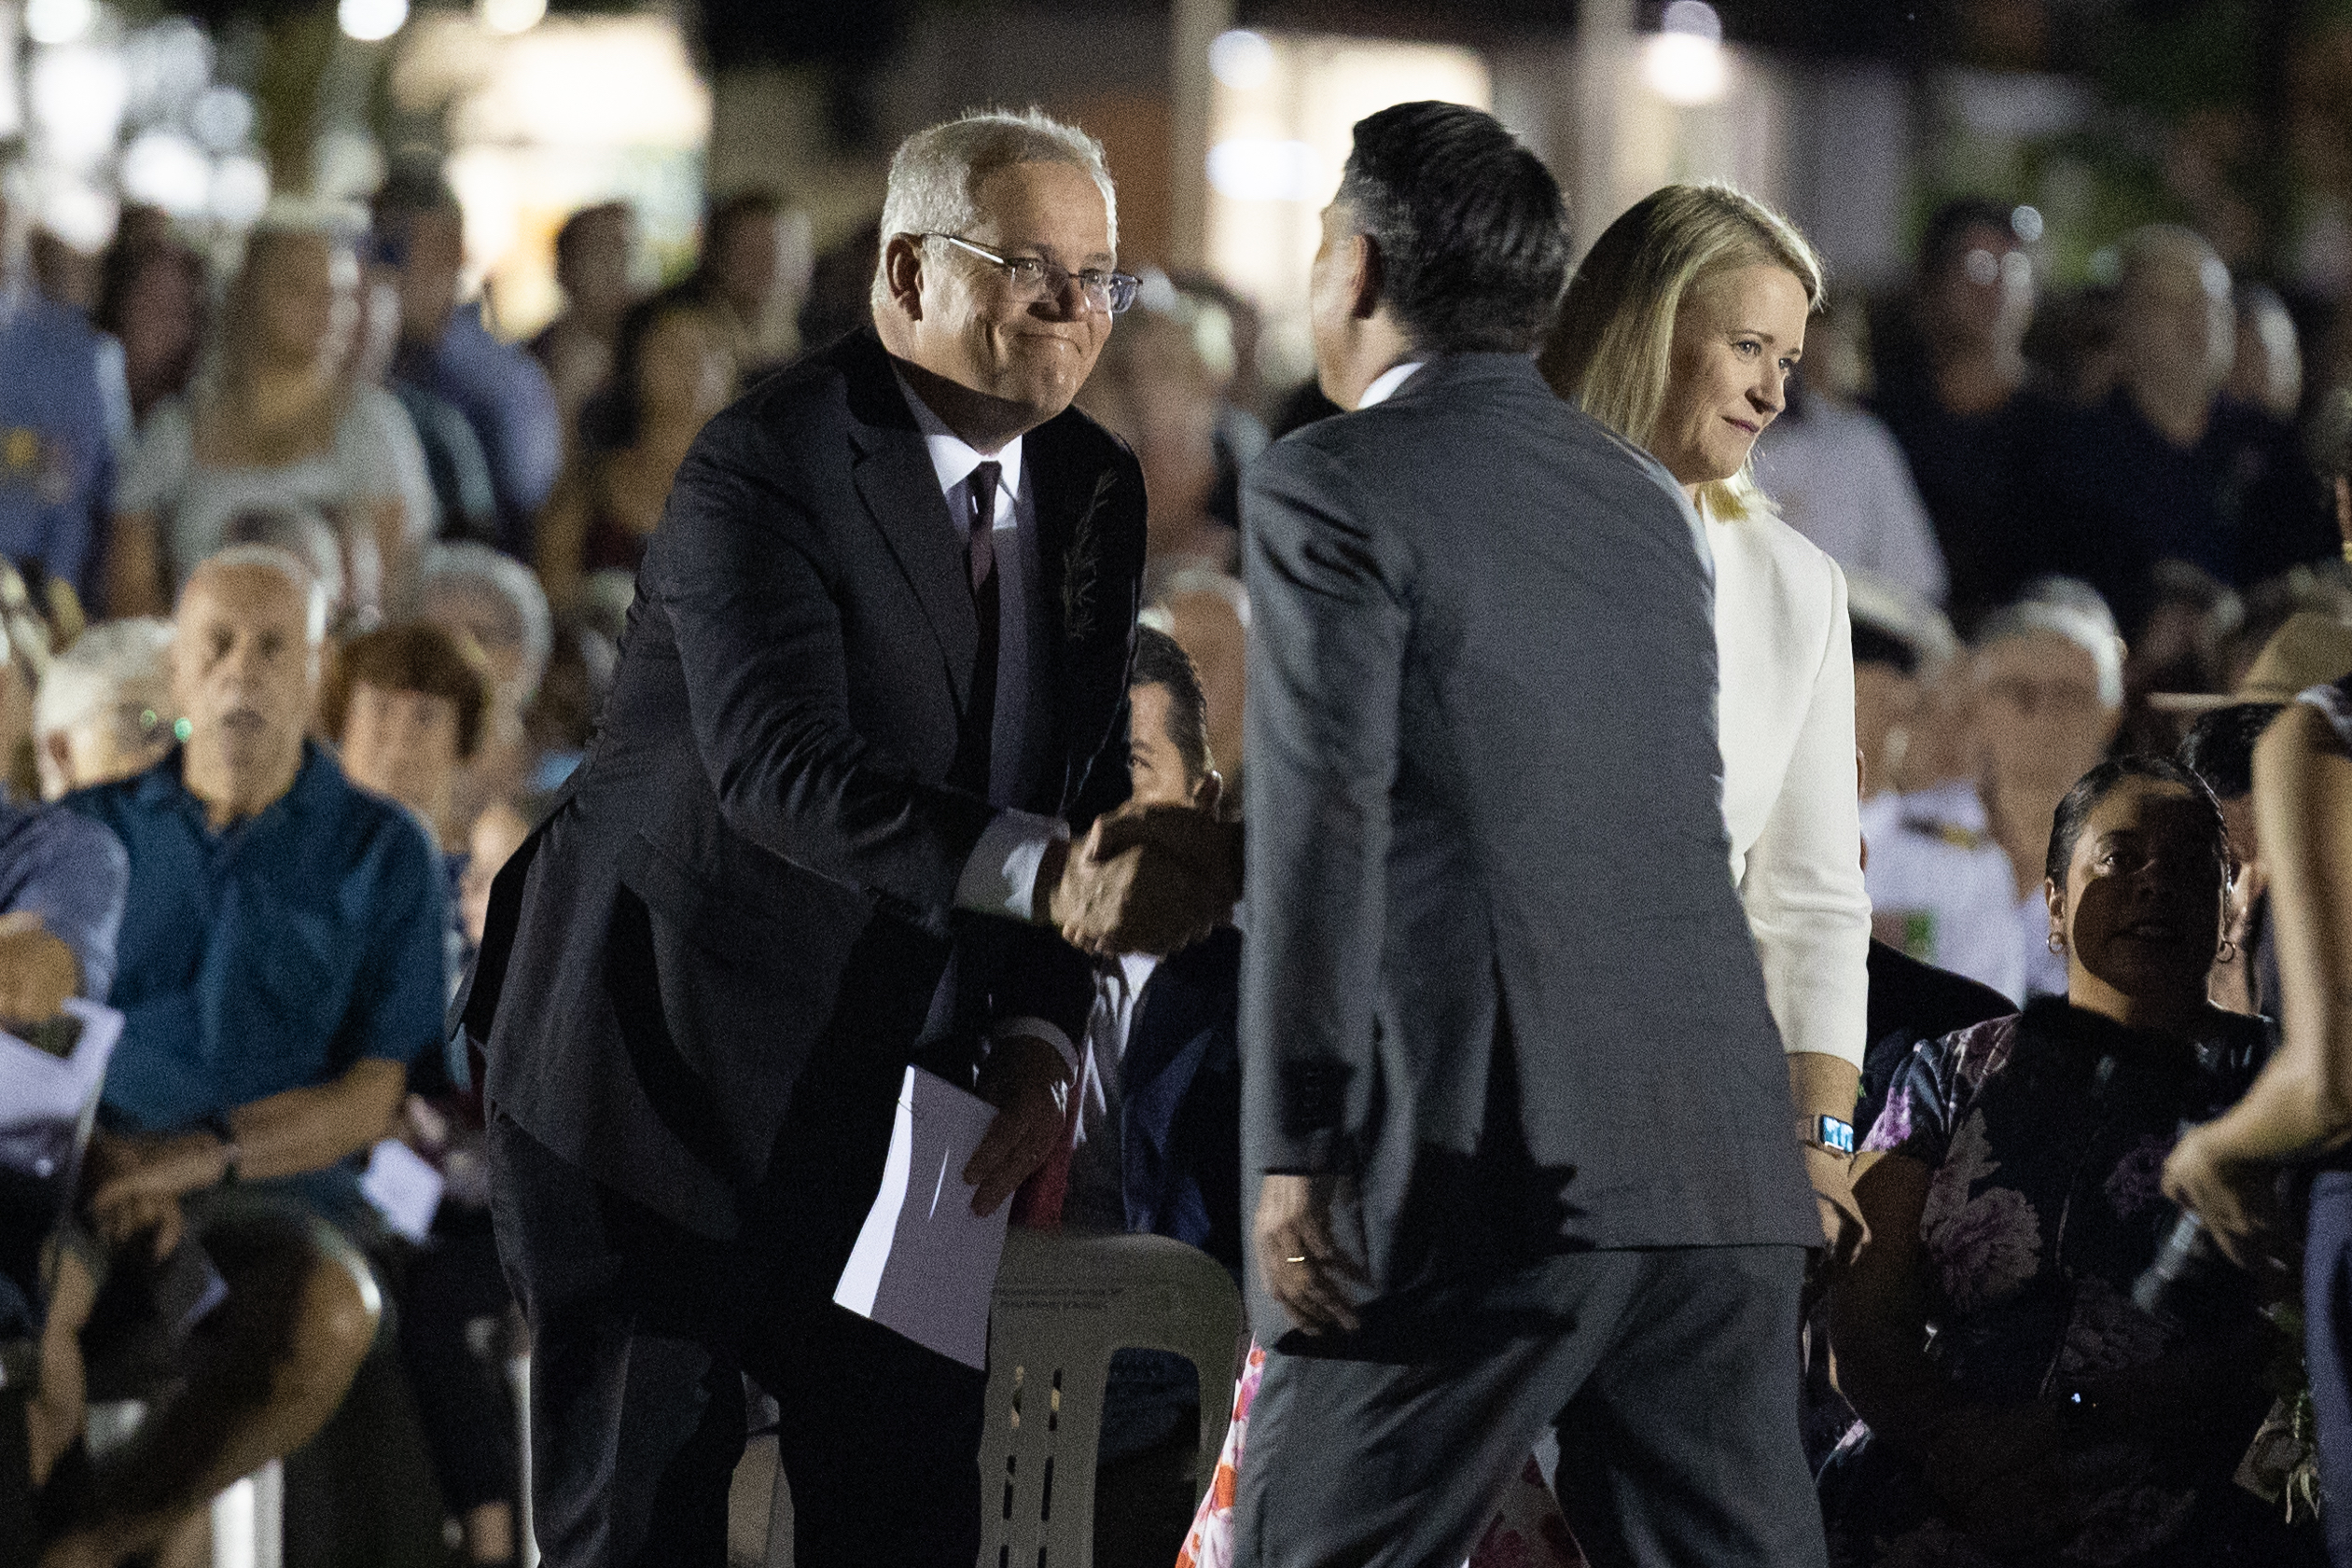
[2028,226,2333,632]
[43,544,447,1561]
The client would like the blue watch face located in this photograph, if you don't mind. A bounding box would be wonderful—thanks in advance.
[1817,1116,1857,1156]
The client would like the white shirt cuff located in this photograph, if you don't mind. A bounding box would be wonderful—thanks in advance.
[955,809,1069,923]
[991,1017,1079,1077]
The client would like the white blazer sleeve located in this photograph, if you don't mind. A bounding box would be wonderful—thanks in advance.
[1739,560,1872,1067]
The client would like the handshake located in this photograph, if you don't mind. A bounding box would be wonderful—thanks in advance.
[1037,803,1243,957]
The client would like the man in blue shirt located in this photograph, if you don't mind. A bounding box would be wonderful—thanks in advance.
[0,191,131,604]
[373,165,562,559]
[64,543,449,1231]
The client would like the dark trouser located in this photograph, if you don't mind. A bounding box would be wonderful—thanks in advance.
[2308,1171,2352,1567]
[395,1207,519,1516]
[1232,1245,1825,1568]
[487,1059,986,1568]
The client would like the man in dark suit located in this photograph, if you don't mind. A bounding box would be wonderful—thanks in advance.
[460,110,1234,1568]
[1234,103,1834,1567]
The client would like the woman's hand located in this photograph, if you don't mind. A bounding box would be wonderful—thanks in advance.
[2160,1124,2279,1270]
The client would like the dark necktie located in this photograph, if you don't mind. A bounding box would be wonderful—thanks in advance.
[958,461,1003,795]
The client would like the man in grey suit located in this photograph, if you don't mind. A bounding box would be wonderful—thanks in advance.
[1235,103,1833,1566]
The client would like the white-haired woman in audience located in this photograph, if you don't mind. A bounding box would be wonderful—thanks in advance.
[1968,581,2128,998]
[102,203,435,618]
[1543,183,1872,1238]
[32,617,176,798]
[418,541,553,831]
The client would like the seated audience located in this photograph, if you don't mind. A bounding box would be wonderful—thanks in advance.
[1146,569,1247,810]
[1851,576,2020,999]
[1074,307,1236,590]
[373,164,562,556]
[2161,610,2352,1017]
[2028,226,2333,629]
[1754,303,1949,605]
[40,547,441,1564]
[535,296,731,609]
[2118,561,2240,756]
[455,798,529,958]
[351,244,500,553]
[31,618,174,799]
[1867,198,2049,626]
[319,621,494,857]
[91,234,206,432]
[1825,756,2322,1566]
[0,188,132,607]
[528,201,637,443]
[104,210,435,618]
[661,188,810,382]
[1973,582,2127,999]
[418,544,552,827]
[2228,281,2303,423]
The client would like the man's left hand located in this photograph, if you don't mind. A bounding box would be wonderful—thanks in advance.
[0,911,78,1031]
[964,1034,1073,1217]
[2162,1124,2280,1270]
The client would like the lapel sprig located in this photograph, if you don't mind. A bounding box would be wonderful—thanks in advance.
[1062,466,1116,645]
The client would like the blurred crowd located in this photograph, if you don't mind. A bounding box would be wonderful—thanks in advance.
[7,142,2352,1566]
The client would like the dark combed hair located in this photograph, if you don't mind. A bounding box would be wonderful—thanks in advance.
[1131,625,1211,784]
[1850,621,1922,677]
[2045,755,2232,891]
[322,621,497,763]
[2178,702,2287,802]
[1335,101,1572,355]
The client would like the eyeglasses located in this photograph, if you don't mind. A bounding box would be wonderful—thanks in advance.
[921,233,1141,315]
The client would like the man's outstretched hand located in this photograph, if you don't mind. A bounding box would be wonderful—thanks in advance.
[964,1034,1073,1217]
[1040,804,1242,957]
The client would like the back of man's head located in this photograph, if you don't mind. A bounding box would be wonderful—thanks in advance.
[2178,702,2285,802]
[1335,101,1571,356]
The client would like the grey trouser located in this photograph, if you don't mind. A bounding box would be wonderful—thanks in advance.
[1233,1244,1826,1568]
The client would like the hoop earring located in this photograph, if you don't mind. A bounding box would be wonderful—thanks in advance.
[2219,937,2239,964]
[2048,933,2067,956]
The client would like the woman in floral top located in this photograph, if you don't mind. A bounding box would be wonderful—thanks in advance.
[1823,756,2322,1565]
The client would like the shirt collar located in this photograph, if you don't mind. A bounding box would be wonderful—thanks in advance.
[894,369,1024,508]
[1356,361,1426,410]
[135,739,332,825]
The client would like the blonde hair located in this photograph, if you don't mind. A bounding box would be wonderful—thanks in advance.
[1539,184,1824,522]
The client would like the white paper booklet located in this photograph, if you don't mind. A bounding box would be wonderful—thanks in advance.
[833,1065,1010,1370]
[0,998,124,1138]
[361,1138,448,1242]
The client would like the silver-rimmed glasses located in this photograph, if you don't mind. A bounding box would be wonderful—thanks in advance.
[921,233,1143,315]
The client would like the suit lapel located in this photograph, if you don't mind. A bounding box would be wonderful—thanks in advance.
[843,342,978,709]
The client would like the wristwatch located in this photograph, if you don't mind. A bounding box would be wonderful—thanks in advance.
[1798,1113,1857,1158]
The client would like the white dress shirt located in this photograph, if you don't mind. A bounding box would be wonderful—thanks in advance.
[1357,361,1426,409]
[898,373,1077,1068]
[1711,507,1873,1068]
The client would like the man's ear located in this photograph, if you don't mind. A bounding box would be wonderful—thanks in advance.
[2043,877,2067,950]
[37,729,71,799]
[1193,769,1224,817]
[1348,232,1384,323]
[882,234,927,322]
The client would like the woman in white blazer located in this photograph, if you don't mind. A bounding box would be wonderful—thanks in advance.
[1543,184,1873,1256]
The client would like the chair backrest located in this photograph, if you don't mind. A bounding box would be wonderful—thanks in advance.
[977,1229,1241,1568]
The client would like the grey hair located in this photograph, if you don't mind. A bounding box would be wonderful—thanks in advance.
[191,543,330,645]
[870,108,1118,314]
[421,541,553,702]
[33,617,174,739]
[1973,580,2126,711]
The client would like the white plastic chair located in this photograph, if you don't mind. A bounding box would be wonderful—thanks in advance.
[978,1228,1242,1568]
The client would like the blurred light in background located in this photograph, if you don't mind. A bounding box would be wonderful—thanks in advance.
[1209,30,1274,91]
[189,84,254,151]
[394,13,708,334]
[23,0,94,49]
[1206,138,1322,202]
[340,0,409,45]
[2012,203,2044,243]
[210,153,270,226]
[1643,3,1727,107]
[478,0,547,38]
[120,128,209,215]
[35,174,115,251]
[30,43,127,169]
[1204,32,1490,383]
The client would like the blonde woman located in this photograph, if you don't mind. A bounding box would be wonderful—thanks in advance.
[103,208,435,617]
[1541,184,1872,1253]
